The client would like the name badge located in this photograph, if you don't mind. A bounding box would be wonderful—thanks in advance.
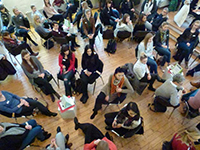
[193,35,196,37]
[6,101,10,104]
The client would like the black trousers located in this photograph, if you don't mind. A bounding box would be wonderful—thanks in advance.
[88,24,103,48]
[73,10,83,29]
[117,31,131,41]
[80,71,100,96]
[11,42,34,56]
[93,92,127,112]
[19,98,52,116]
[65,34,76,49]
[153,98,168,112]
[140,73,156,88]
[79,123,104,144]
[17,29,36,45]
[0,59,16,80]
[33,73,56,95]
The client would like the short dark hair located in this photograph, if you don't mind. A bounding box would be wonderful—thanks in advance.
[114,67,125,75]
[30,5,35,9]
[52,21,59,27]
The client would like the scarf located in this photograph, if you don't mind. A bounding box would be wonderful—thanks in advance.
[160,30,167,45]
[0,123,26,139]
[110,75,125,96]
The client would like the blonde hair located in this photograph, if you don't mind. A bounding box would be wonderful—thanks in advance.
[159,21,169,31]
[33,14,41,26]
[82,1,89,10]
[96,140,109,150]
[12,7,18,15]
[191,20,200,28]
[142,33,154,49]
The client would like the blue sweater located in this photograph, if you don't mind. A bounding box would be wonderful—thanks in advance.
[0,91,22,114]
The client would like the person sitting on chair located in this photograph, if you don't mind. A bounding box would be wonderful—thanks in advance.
[154,22,171,71]
[0,53,16,81]
[102,0,119,29]
[149,74,185,112]
[114,13,133,42]
[0,119,51,150]
[0,90,57,117]
[12,7,38,46]
[82,8,103,48]
[80,45,103,104]
[133,53,164,92]
[58,44,76,97]
[90,67,134,119]
[181,89,200,118]
[74,117,117,150]
[31,5,46,24]
[2,31,39,56]
[121,0,135,21]
[0,4,15,33]
[104,102,143,138]
[33,15,52,40]
[186,63,200,77]
[52,21,80,51]
[173,20,200,69]
[21,50,60,102]
[46,126,72,150]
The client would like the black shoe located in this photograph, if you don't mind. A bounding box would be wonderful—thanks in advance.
[105,132,113,141]
[157,76,165,83]
[65,134,69,141]
[32,41,38,46]
[50,94,55,102]
[50,112,57,117]
[80,95,88,104]
[54,92,61,99]
[105,126,112,130]
[186,70,194,77]
[41,133,51,141]
[90,111,97,119]
[74,117,79,130]
[148,86,156,92]
[57,126,61,133]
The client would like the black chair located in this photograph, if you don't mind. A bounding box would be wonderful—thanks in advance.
[154,96,179,119]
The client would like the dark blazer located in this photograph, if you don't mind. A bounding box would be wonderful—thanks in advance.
[121,0,134,14]
[102,6,117,25]
[154,29,169,47]
[82,17,95,36]
[177,28,199,44]
[190,0,199,13]
[152,14,168,31]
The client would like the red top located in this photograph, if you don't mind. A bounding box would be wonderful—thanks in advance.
[84,137,117,150]
[172,133,196,150]
[58,53,75,74]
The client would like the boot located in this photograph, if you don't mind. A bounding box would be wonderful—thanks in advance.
[50,94,55,102]
[190,81,200,88]
[74,117,80,130]
[185,61,188,69]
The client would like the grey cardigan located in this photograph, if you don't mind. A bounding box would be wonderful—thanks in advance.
[21,56,45,83]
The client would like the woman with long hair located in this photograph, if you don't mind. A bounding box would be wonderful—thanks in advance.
[90,67,133,119]
[133,13,149,42]
[154,22,171,71]
[33,15,52,40]
[0,4,14,33]
[80,44,103,104]
[141,0,157,22]
[114,13,133,41]
[173,20,200,69]
[58,44,76,96]
[137,33,158,74]
[12,7,38,46]
[121,0,135,21]
[21,50,60,102]
[82,8,102,48]
[43,0,64,23]
[104,102,143,138]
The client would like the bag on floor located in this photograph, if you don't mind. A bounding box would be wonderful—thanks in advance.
[103,29,114,39]
[44,40,54,49]
[74,78,84,95]
[162,141,172,150]
[104,39,117,54]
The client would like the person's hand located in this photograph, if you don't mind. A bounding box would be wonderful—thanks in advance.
[187,43,190,47]
[105,95,109,101]
[147,74,151,80]
[64,71,68,75]
[131,8,135,12]
[88,34,93,39]
[115,18,119,22]
[112,120,117,128]
[162,45,167,48]
[94,139,101,145]
[38,73,45,78]
[63,65,66,69]
[25,125,32,130]
[67,33,71,36]
[115,124,122,128]
[20,99,29,107]
[116,86,122,93]
[2,56,6,60]
[182,89,186,94]
[128,21,132,25]
[48,29,52,31]
[192,9,198,13]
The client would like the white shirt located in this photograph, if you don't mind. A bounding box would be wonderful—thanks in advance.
[133,59,150,80]
[138,41,154,59]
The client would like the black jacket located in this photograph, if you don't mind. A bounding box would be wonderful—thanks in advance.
[102,6,117,25]
[81,0,93,8]
[82,54,101,73]
[177,28,199,44]
[190,0,199,13]
[152,14,168,31]
[154,29,169,47]
[121,0,134,14]
[141,0,157,15]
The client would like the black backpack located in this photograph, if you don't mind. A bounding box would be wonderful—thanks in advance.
[73,78,84,95]
[44,40,54,49]
[104,39,117,54]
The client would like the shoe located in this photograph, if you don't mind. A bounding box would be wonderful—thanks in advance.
[32,41,38,46]
[54,92,61,99]
[57,126,61,133]
[148,86,156,92]
[80,95,88,104]
[31,52,39,56]
[50,112,57,117]
[66,143,73,148]
[190,81,200,88]
[65,134,69,141]
[157,76,165,83]
[186,70,194,77]
[105,126,112,130]
[50,94,55,102]
[105,132,113,141]
[74,117,80,130]
[41,133,51,141]
[173,55,178,61]
[185,61,188,69]
[90,111,97,119]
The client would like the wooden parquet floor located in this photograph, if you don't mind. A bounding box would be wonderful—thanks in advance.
[1,21,200,150]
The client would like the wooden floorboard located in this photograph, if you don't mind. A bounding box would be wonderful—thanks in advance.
[1,13,200,150]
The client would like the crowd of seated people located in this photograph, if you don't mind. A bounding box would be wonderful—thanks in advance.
[1,0,200,149]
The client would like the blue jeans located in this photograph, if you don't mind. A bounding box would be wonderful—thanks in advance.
[20,119,45,150]
[63,70,74,96]
[112,9,120,18]
[147,57,157,74]
[155,46,171,66]
[178,42,195,62]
